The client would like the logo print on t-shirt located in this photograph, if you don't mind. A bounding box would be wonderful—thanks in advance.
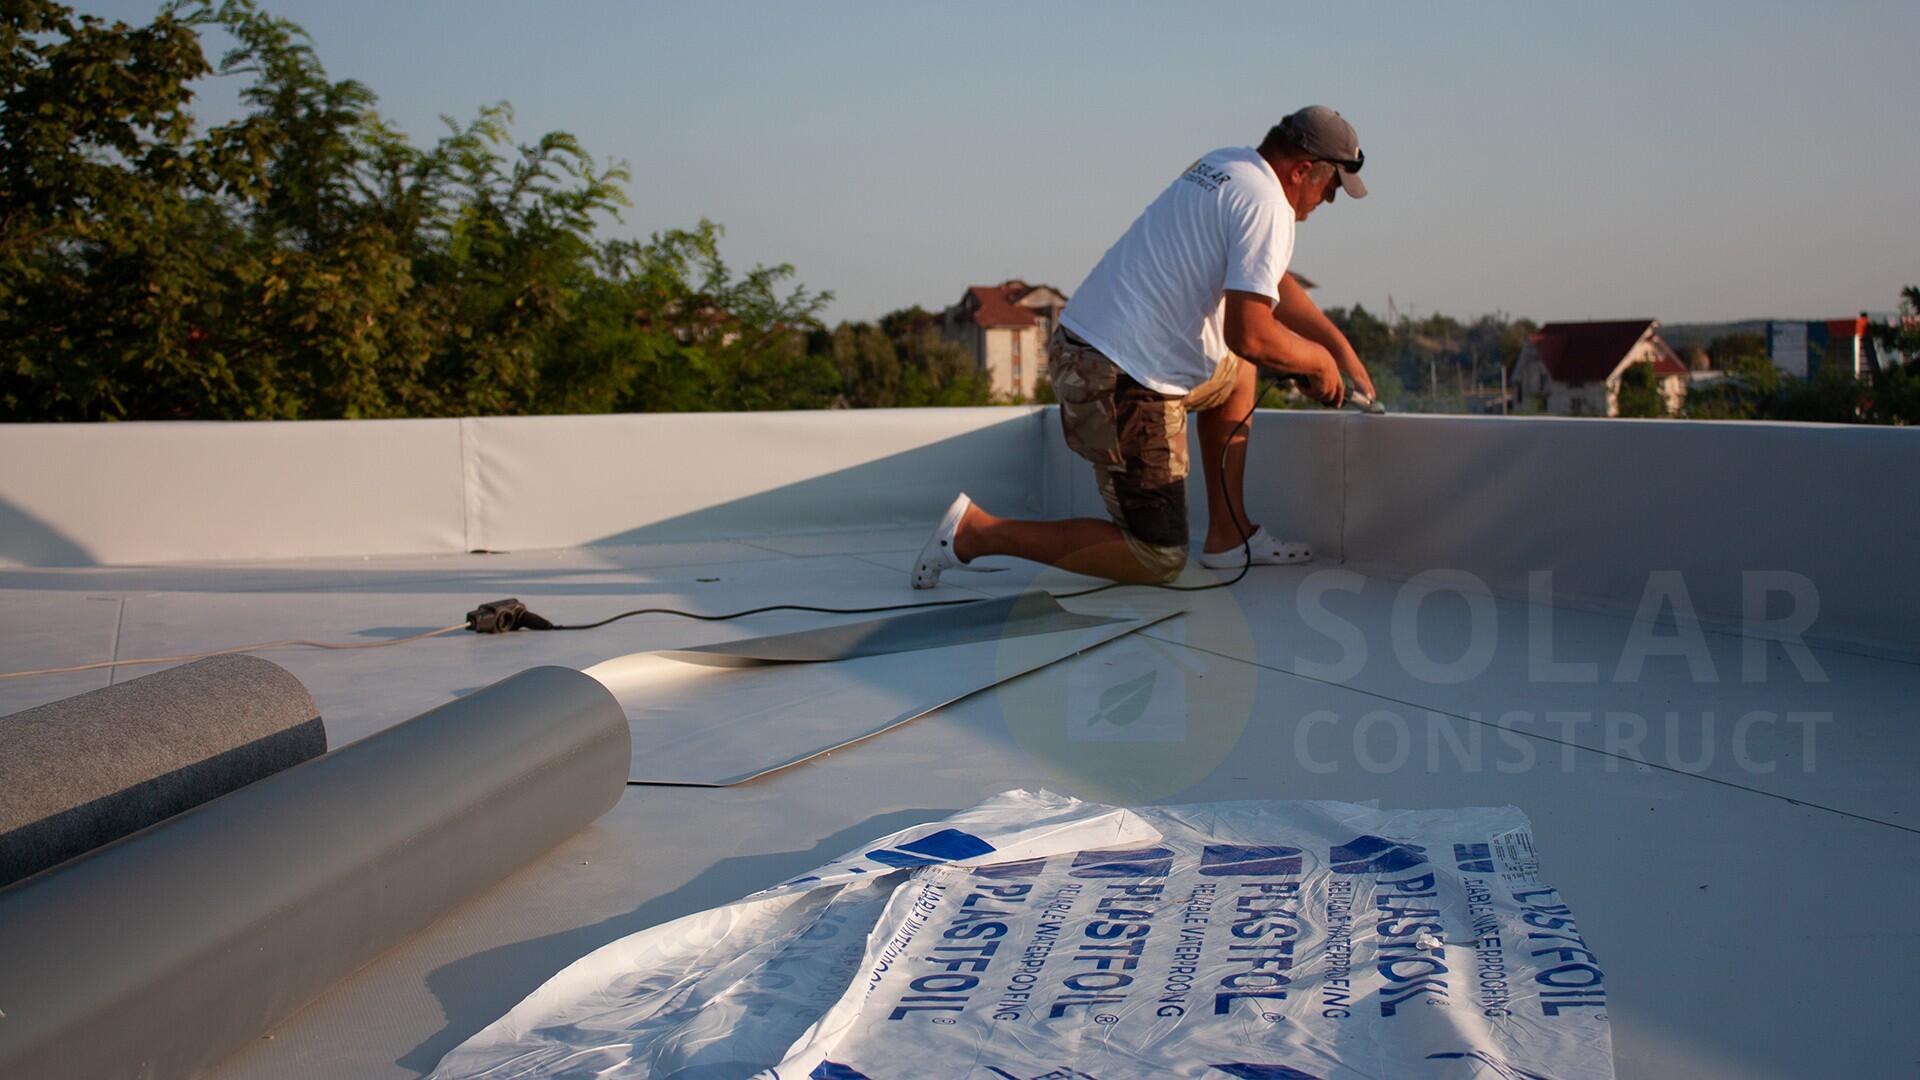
[1181,159,1233,193]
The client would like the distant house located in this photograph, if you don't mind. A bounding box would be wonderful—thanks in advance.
[1768,317,1875,380]
[939,280,1068,400]
[1510,319,1687,417]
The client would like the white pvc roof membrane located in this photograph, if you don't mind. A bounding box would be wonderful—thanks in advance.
[2,409,1916,1078]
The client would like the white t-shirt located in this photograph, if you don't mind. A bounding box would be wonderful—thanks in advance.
[1060,146,1295,395]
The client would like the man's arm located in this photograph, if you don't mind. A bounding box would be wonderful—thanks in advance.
[1272,272,1376,401]
[1222,290,1344,406]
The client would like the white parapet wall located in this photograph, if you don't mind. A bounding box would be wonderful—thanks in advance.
[0,419,470,567]
[1334,413,1920,659]
[0,408,1054,566]
[459,408,1054,552]
[2,409,1914,657]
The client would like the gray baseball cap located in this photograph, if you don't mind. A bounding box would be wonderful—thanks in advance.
[1279,105,1367,198]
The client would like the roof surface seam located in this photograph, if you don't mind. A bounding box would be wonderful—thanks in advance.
[106,595,126,687]
[1147,630,1920,838]
[457,417,476,554]
[1337,561,1920,670]
[844,550,1009,600]
[1338,413,1350,565]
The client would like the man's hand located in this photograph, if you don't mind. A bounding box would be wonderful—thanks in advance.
[1307,352,1346,408]
[1273,272,1372,407]
[1344,361,1376,404]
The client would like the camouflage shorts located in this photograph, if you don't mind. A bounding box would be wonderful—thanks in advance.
[1049,329,1244,582]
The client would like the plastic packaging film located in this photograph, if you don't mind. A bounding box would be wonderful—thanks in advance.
[435,789,1615,1080]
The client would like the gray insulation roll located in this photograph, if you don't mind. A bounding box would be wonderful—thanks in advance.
[0,665,629,1080]
[0,653,327,889]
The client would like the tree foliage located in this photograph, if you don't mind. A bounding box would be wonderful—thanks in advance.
[1683,298,1920,425]
[0,0,868,420]
[1613,362,1667,418]
[1323,303,1530,412]
[1321,297,1918,425]
[4,1,1905,425]
[814,306,992,408]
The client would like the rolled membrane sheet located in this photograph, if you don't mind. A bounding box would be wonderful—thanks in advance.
[0,665,628,1080]
[0,653,327,889]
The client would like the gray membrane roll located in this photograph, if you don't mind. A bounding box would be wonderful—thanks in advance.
[0,664,629,1080]
[0,653,326,889]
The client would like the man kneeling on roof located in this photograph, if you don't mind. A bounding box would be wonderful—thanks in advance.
[914,105,1376,589]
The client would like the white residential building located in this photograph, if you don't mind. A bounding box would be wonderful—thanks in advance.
[939,280,1067,400]
[1511,319,1687,416]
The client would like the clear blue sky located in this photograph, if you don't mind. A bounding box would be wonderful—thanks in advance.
[76,1,1920,325]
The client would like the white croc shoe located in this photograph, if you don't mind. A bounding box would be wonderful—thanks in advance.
[912,493,973,588]
[1198,525,1312,570]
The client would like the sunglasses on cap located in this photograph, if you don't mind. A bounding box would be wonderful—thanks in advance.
[1279,115,1364,173]
[1323,147,1364,174]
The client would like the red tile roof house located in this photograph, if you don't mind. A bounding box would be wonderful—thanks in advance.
[1510,319,1689,416]
[939,280,1068,400]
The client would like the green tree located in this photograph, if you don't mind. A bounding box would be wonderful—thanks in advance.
[1613,362,1667,418]
[1323,302,1403,405]
[537,221,833,413]
[2,0,252,418]
[887,310,991,406]
[1706,333,1777,392]
[1860,286,1920,425]
[812,307,991,408]
[1771,363,1862,423]
[1325,303,1529,412]
[0,0,842,420]
[1682,332,1772,420]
